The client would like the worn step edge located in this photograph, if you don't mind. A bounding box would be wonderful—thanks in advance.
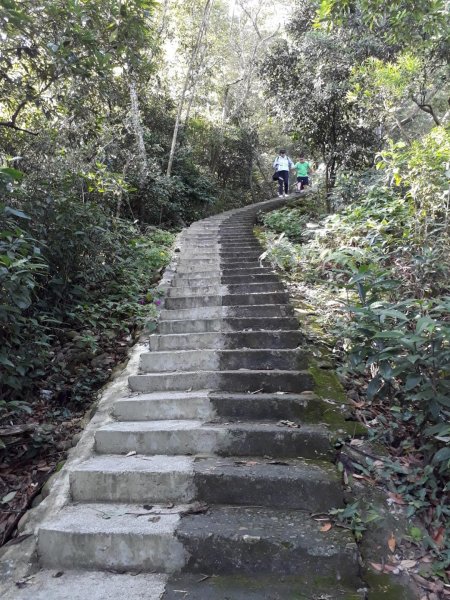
[38,503,186,572]
[128,369,313,394]
[94,420,331,459]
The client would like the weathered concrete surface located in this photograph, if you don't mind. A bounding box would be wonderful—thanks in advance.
[193,456,343,511]
[176,505,358,582]
[162,574,365,600]
[38,503,186,571]
[4,571,167,600]
[113,391,214,421]
[70,455,196,503]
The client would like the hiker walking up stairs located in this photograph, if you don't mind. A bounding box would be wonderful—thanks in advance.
[7,198,364,599]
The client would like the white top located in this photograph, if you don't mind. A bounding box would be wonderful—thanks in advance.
[273,155,293,171]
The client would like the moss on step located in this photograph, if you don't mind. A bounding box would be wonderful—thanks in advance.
[308,363,346,403]
[364,569,418,600]
[305,360,367,438]
[197,573,365,599]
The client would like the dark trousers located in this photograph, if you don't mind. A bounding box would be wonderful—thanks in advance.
[278,170,289,194]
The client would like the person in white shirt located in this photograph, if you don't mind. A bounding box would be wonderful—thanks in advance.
[273,149,294,198]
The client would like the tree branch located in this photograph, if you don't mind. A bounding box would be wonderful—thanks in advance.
[412,99,441,125]
[0,121,38,135]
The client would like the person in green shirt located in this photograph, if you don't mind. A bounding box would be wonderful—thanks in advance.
[294,156,312,192]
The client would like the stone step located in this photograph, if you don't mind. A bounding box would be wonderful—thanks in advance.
[38,503,185,572]
[221,266,274,276]
[70,455,196,503]
[209,391,326,421]
[139,349,308,373]
[113,390,329,423]
[157,318,224,334]
[173,267,221,275]
[164,292,289,310]
[222,262,268,271]
[163,574,364,600]
[70,454,341,511]
[221,260,263,268]
[171,276,222,287]
[175,270,222,280]
[113,391,214,421]
[220,232,257,236]
[177,506,358,580]
[159,304,294,321]
[222,273,279,284]
[181,236,219,241]
[193,456,343,511]
[220,243,262,249]
[148,330,303,351]
[140,348,219,372]
[128,368,313,393]
[167,282,284,297]
[95,420,331,459]
[220,226,253,231]
[220,251,262,259]
[180,254,220,261]
[5,570,168,600]
[157,316,299,334]
[149,331,223,351]
[174,260,220,269]
[167,285,225,297]
[228,282,285,294]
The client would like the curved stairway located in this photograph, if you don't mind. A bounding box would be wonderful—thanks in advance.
[22,200,365,599]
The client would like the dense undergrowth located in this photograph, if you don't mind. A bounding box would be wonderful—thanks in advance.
[0,165,175,542]
[259,126,450,578]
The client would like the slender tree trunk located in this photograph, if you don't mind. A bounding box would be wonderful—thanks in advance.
[166,0,214,177]
[129,78,149,187]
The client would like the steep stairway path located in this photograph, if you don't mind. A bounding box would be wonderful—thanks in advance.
[7,199,365,599]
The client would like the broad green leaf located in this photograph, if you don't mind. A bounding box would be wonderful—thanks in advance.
[1,491,17,504]
[373,330,405,339]
[432,447,450,464]
[404,375,421,391]
[4,206,31,220]
[416,316,436,334]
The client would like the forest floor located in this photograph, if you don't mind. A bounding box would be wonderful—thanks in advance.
[0,326,141,547]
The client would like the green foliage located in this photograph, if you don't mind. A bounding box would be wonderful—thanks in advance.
[261,206,316,242]
[261,3,383,199]
[0,193,174,411]
[258,231,299,271]
[316,0,450,50]
[261,126,450,567]
[0,0,156,133]
[329,500,380,541]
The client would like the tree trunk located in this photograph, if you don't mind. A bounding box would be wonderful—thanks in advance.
[129,78,149,188]
[166,0,214,177]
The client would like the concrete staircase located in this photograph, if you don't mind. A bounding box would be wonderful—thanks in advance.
[23,200,365,598]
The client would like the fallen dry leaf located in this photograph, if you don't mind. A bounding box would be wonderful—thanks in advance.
[351,400,365,409]
[412,574,444,593]
[349,438,365,446]
[399,559,417,569]
[388,533,396,553]
[432,526,445,549]
[420,555,433,564]
[277,420,300,428]
[387,492,406,505]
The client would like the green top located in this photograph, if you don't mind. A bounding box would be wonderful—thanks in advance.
[294,161,310,177]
